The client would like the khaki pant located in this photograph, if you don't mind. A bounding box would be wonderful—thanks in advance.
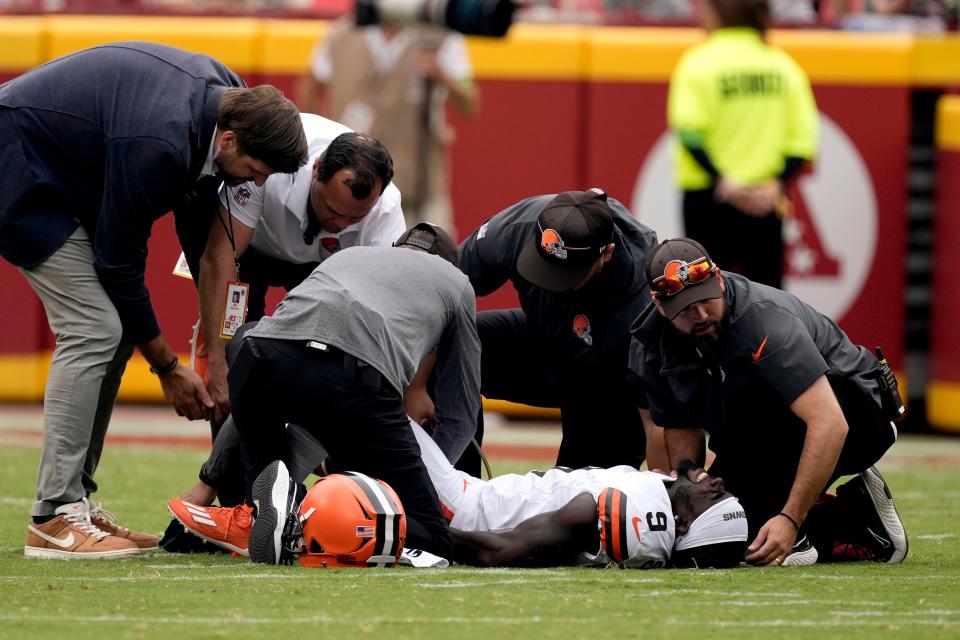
[19,227,133,517]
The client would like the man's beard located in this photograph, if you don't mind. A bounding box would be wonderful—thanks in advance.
[694,325,722,354]
[692,304,728,355]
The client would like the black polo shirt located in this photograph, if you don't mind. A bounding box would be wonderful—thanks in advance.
[628,271,883,430]
[458,194,657,386]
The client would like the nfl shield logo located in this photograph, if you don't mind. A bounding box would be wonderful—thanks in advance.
[233,186,251,206]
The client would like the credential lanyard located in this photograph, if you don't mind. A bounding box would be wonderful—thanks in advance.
[218,186,249,338]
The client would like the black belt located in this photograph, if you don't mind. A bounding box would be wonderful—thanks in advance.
[303,340,383,389]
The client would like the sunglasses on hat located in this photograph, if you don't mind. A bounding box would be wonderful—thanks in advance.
[650,257,716,298]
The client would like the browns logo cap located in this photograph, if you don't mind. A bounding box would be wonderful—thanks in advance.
[516,189,615,292]
[644,237,723,319]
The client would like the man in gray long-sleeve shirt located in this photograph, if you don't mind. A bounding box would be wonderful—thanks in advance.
[169,224,480,560]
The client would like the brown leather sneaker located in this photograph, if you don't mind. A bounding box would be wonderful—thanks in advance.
[25,500,139,559]
[89,502,160,550]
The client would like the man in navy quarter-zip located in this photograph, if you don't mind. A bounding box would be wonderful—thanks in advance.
[1,42,307,559]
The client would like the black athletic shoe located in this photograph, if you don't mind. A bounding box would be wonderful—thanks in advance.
[249,460,306,565]
[835,466,908,563]
[782,533,819,566]
[158,517,231,555]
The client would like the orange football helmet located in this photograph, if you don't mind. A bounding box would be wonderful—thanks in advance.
[298,472,406,568]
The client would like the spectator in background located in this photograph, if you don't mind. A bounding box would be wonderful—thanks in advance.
[298,16,479,236]
[832,0,952,31]
[667,0,819,289]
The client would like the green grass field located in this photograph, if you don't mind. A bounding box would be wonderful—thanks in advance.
[1,434,959,640]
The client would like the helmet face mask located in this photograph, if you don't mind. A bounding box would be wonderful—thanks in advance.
[298,472,406,568]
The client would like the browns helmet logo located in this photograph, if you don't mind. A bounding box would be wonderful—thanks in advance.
[320,236,342,254]
[233,186,252,206]
[573,314,593,347]
[662,259,691,283]
[541,228,568,260]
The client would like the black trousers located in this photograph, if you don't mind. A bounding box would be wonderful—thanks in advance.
[195,322,257,507]
[705,371,897,540]
[228,336,453,559]
[457,308,646,474]
[683,188,783,289]
[205,249,316,444]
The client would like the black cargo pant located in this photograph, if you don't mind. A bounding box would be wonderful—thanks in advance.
[704,371,897,541]
[228,336,454,560]
[456,308,646,475]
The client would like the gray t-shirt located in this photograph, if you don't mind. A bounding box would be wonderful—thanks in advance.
[250,246,481,461]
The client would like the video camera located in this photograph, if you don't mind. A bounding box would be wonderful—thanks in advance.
[355,0,516,37]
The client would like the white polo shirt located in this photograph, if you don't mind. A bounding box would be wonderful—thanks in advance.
[219,113,406,264]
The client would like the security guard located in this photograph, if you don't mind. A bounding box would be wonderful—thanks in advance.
[629,238,906,567]
[668,0,819,288]
[458,189,661,472]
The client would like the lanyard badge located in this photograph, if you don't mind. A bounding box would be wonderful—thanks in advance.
[220,280,249,338]
[219,186,250,338]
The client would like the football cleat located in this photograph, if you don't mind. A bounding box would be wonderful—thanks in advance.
[158,517,231,554]
[835,467,908,564]
[167,499,253,556]
[399,548,449,568]
[249,460,306,565]
[781,533,818,566]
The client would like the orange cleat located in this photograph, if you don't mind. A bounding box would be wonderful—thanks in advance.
[167,499,252,557]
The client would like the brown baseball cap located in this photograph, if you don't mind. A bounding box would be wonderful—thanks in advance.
[516,189,615,292]
[644,238,722,319]
[394,223,459,266]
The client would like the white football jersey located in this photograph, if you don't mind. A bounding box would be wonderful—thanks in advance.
[412,422,675,568]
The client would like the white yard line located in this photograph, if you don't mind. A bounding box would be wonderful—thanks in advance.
[0,613,955,627]
[0,574,300,582]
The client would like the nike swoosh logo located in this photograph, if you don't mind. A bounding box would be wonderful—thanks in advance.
[752,335,769,361]
[28,525,76,549]
[631,516,643,541]
[867,527,891,548]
